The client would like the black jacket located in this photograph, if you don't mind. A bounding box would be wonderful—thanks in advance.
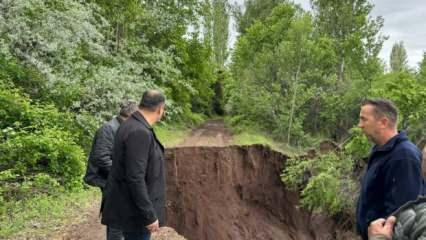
[84,117,122,188]
[356,131,423,240]
[101,111,165,232]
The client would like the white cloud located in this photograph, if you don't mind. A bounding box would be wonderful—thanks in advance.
[370,0,426,68]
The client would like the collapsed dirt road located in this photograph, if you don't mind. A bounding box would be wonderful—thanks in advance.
[166,145,358,240]
[58,119,357,240]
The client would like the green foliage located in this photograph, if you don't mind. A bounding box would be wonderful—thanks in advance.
[1,128,85,191]
[235,0,285,34]
[0,84,85,208]
[282,152,356,216]
[418,52,426,83]
[0,80,93,148]
[210,0,230,67]
[227,120,304,156]
[390,41,409,72]
[227,2,338,145]
[227,0,386,146]
[370,71,426,142]
[0,55,46,99]
[344,128,371,160]
[0,0,218,123]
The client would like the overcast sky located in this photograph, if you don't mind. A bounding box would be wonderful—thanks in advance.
[228,0,426,69]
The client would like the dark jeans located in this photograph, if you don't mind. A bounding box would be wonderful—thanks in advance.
[123,231,151,240]
[107,226,124,240]
[102,188,124,240]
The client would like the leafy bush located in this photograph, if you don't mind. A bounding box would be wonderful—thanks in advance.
[371,72,426,143]
[0,128,85,189]
[281,152,356,216]
[0,83,86,205]
[344,128,371,160]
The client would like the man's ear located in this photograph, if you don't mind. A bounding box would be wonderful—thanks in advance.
[379,117,389,129]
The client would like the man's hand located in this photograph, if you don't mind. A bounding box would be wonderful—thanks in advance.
[368,216,396,239]
[146,219,159,233]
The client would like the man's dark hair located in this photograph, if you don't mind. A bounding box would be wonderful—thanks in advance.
[361,98,398,126]
[139,90,166,111]
[119,100,138,118]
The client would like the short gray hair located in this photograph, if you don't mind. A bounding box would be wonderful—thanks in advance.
[119,100,138,117]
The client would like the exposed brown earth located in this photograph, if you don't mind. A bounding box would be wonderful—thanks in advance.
[165,145,358,240]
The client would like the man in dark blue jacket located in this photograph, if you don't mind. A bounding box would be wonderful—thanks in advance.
[356,99,423,240]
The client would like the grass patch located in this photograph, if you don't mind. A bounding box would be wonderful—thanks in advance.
[230,126,305,156]
[0,188,99,239]
[154,123,192,147]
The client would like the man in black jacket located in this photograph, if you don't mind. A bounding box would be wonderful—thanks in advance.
[102,90,166,240]
[84,101,138,240]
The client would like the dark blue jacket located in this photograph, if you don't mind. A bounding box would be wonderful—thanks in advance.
[356,131,423,240]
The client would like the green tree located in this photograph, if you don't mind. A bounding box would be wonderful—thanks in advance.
[390,41,408,72]
[417,52,426,82]
[235,0,285,34]
[276,13,316,143]
[228,3,336,144]
[311,0,385,85]
[210,0,230,67]
[91,0,144,52]
[282,152,356,216]
[307,0,386,140]
[371,72,426,143]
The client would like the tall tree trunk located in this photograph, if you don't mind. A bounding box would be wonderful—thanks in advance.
[115,22,120,52]
[287,63,302,144]
[337,51,345,87]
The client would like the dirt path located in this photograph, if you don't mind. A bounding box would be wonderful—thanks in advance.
[178,119,232,147]
[58,119,230,240]
[57,200,105,240]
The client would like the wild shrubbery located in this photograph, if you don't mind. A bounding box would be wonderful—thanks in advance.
[281,128,371,225]
[0,83,86,212]
[282,151,357,216]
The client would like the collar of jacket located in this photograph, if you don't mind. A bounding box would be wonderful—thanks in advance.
[116,116,125,124]
[132,111,153,130]
[131,111,165,152]
[372,130,408,153]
